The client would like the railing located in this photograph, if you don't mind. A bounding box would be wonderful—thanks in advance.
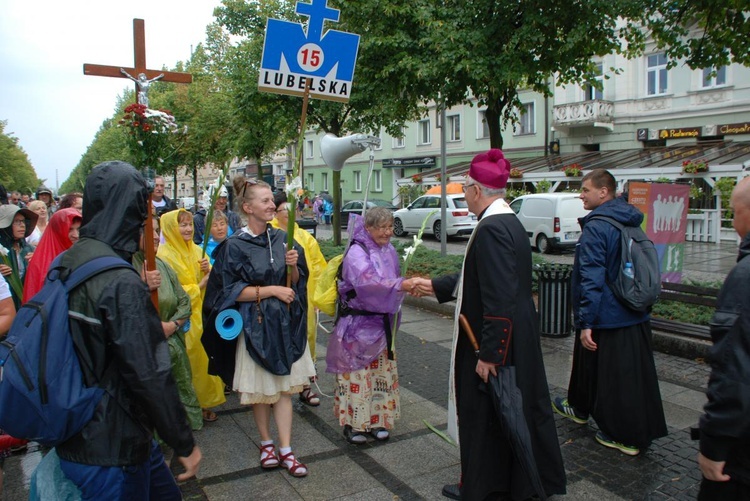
[685,210,720,243]
[553,99,614,126]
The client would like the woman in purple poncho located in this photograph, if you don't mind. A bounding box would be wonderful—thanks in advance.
[327,207,416,444]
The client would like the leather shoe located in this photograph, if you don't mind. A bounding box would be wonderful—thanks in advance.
[442,483,461,500]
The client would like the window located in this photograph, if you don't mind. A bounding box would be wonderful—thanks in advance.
[392,127,405,148]
[584,62,604,100]
[305,139,314,159]
[307,173,314,192]
[418,119,431,145]
[353,171,362,191]
[322,172,328,191]
[515,102,535,135]
[478,110,490,139]
[374,170,382,191]
[702,66,727,88]
[447,114,461,142]
[647,53,668,96]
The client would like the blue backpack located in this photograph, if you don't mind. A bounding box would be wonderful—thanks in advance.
[0,255,134,446]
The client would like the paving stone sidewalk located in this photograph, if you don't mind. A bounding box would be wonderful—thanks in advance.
[1,305,709,500]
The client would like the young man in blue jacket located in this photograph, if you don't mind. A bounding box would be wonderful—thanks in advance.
[553,169,667,456]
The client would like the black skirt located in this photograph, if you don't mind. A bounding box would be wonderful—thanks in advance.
[568,321,668,448]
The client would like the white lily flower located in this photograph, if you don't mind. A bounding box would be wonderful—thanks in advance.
[412,235,423,248]
[0,245,8,257]
[403,246,416,261]
[285,176,303,198]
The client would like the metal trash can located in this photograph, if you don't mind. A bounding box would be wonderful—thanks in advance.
[534,264,573,337]
[297,218,318,238]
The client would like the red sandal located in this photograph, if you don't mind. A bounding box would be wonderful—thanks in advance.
[279,450,308,477]
[259,444,279,469]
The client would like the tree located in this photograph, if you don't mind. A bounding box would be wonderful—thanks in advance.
[412,0,643,150]
[636,1,750,70]
[0,120,41,194]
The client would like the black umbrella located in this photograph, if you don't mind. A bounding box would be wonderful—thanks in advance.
[459,315,548,501]
[320,192,333,203]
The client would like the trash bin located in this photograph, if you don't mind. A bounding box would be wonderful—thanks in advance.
[297,218,318,238]
[534,264,573,337]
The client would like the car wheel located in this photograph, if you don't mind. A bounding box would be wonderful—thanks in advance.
[536,234,550,254]
[393,218,407,237]
[433,220,442,242]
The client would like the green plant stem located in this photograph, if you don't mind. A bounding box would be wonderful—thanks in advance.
[202,160,232,257]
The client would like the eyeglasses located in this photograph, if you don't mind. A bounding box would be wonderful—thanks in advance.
[374,225,394,233]
[462,183,476,193]
[12,219,26,227]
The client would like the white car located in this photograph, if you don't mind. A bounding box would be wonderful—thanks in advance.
[393,194,477,241]
[509,193,590,253]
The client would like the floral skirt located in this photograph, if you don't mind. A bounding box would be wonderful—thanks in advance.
[334,351,400,432]
[233,332,316,405]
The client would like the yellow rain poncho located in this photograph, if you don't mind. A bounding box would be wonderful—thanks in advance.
[158,209,226,409]
[272,218,327,359]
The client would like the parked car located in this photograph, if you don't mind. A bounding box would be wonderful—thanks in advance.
[509,193,590,253]
[393,194,477,241]
[340,199,398,228]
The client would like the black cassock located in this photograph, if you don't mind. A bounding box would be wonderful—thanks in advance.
[433,210,565,501]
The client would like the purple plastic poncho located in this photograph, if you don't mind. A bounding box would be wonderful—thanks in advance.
[326,215,405,374]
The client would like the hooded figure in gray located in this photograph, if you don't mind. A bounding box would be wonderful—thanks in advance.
[56,161,196,470]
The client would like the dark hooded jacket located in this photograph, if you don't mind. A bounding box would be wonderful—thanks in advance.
[699,233,750,484]
[572,196,650,329]
[202,225,308,383]
[56,161,195,466]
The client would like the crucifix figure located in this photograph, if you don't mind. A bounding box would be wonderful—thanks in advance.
[119,69,164,107]
[83,18,192,308]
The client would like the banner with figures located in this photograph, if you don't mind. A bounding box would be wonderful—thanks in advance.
[629,182,690,283]
[258,0,360,102]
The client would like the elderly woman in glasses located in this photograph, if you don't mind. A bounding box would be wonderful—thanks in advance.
[202,177,315,478]
[326,207,416,445]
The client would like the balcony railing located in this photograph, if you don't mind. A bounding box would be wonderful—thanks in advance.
[553,99,614,128]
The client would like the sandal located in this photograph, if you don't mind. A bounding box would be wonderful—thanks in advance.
[343,425,367,445]
[299,387,320,407]
[202,409,219,422]
[260,444,279,469]
[279,450,308,477]
[370,427,389,441]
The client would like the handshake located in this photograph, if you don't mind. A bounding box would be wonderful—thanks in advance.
[401,277,434,298]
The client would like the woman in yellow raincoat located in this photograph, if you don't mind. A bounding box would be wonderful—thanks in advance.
[158,209,226,421]
[272,192,327,406]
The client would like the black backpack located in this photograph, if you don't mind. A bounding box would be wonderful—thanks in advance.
[0,254,134,446]
[591,215,661,312]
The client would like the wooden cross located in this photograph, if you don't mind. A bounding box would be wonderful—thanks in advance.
[83,18,192,88]
[83,18,193,309]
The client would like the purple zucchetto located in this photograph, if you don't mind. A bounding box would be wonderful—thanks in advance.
[468,149,511,189]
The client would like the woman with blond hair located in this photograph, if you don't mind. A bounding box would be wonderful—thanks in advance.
[203,177,314,477]
[158,209,226,423]
[25,200,48,247]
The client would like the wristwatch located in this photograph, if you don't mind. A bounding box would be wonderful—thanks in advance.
[173,320,180,331]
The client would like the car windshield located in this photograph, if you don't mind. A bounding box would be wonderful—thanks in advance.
[368,200,394,208]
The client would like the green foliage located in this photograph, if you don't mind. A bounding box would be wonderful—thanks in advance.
[0,120,40,193]
[397,184,426,207]
[714,177,737,225]
[535,179,552,194]
[505,186,529,203]
[651,301,714,326]
[633,0,750,69]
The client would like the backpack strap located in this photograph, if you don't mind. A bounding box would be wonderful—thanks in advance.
[63,256,135,290]
[589,214,624,231]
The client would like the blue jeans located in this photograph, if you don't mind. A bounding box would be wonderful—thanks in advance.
[59,440,181,501]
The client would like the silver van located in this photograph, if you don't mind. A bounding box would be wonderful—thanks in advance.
[509,193,590,253]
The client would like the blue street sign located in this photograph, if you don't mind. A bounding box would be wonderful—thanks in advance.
[258,0,360,102]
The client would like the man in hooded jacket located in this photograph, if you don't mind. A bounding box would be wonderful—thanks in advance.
[553,169,667,456]
[56,161,201,500]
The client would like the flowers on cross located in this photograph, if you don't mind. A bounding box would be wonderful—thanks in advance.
[682,160,709,174]
[0,245,23,300]
[119,103,181,168]
[411,174,423,183]
[509,167,523,179]
[563,164,583,177]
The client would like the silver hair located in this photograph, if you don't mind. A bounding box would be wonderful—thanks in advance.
[364,206,394,228]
